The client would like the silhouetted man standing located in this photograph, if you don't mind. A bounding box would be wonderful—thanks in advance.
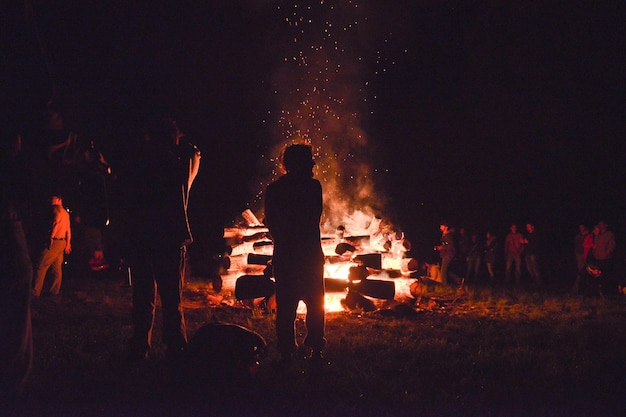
[522,222,542,287]
[504,224,524,285]
[435,222,457,285]
[125,119,200,361]
[264,144,325,363]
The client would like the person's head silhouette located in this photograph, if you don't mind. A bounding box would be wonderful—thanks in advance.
[281,144,315,175]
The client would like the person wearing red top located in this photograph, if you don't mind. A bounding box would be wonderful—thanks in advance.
[582,228,595,261]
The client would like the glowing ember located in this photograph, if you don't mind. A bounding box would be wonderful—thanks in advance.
[251,1,404,228]
[218,3,413,312]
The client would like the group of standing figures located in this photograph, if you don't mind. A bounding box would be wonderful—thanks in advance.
[3,100,622,398]
[1,102,111,398]
[0,109,207,390]
[434,220,621,296]
[2,104,325,399]
[572,221,619,297]
[434,222,539,287]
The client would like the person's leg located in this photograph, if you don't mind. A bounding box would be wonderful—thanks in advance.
[32,241,64,296]
[303,269,326,354]
[157,248,187,353]
[526,255,541,285]
[514,255,522,285]
[440,258,449,285]
[448,259,461,284]
[524,254,533,278]
[130,256,157,358]
[32,248,53,296]
[49,244,65,295]
[533,256,542,284]
[576,254,585,272]
[275,280,299,359]
[505,255,513,283]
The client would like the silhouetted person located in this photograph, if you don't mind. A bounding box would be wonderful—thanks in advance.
[264,144,325,363]
[434,221,457,285]
[124,118,201,361]
[591,220,615,279]
[36,101,112,230]
[36,101,77,199]
[0,131,33,399]
[504,224,524,285]
[484,231,497,282]
[31,194,71,297]
[571,260,617,297]
[521,222,542,287]
[574,224,593,272]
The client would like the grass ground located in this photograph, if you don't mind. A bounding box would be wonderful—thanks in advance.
[3,270,626,417]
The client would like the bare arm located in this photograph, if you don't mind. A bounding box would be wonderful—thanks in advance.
[188,151,201,191]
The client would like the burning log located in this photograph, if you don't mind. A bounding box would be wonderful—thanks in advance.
[221,210,412,312]
[344,235,370,247]
[241,232,268,242]
[223,226,269,245]
[252,240,273,250]
[347,265,395,299]
[247,253,272,265]
[326,255,352,264]
[335,242,356,255]
[369,269,403,279]
[351,278,395,300]
[354,253,382,270]
[241,209,263,227]
[235,275,276,300]
[349,265,369,281]
[324,277,350,292]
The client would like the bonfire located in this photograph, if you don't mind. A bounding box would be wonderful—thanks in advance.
[220,208,420,313]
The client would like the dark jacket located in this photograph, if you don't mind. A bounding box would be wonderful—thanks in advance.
[264,172,324,275]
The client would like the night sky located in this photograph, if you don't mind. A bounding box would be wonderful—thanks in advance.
[4,1,625,265]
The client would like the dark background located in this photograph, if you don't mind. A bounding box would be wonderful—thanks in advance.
[3,1,625,279]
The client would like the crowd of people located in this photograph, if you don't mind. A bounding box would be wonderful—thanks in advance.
[571,221,619,297]
[432,220,622,296]
[1,100,330,400]
[2,99,623,401]
[0,104,202,397]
